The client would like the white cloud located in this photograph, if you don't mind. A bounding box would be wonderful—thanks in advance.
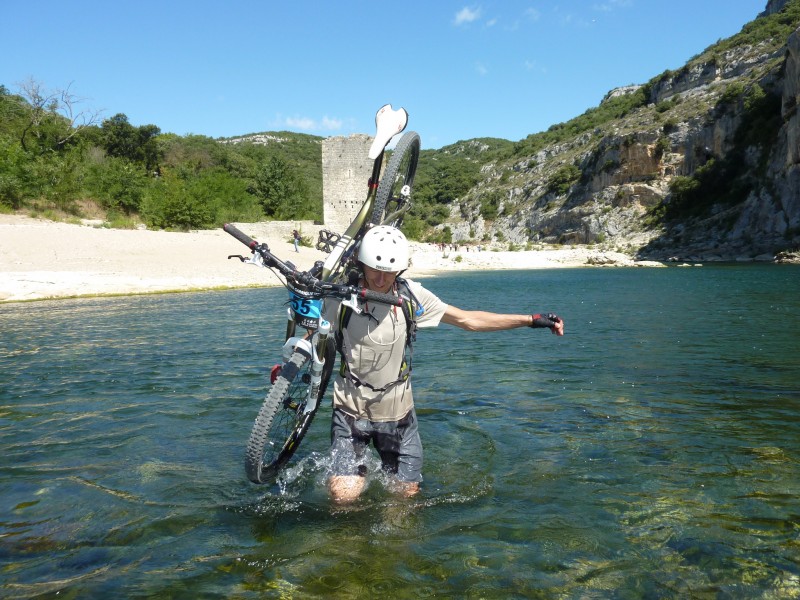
[321,116,343,130]
[285,116,315,130]
[475,62,488,76]
[505,8,538,31]
[454,6,481,26]
[276,115,344,132]
[593,0,632,11]
[524,8,541,22]
[524,59,547,75]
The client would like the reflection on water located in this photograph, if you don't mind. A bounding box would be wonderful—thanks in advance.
[1,266,799,597]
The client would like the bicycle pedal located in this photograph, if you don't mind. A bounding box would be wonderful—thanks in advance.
[316,229,341,253]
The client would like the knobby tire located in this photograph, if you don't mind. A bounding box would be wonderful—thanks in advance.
[245,339,335,484]
[370,131,420,227]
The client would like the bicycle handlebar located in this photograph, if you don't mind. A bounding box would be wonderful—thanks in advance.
[329,284,405,307]
[223,223,258,249]
[223,223,405,308]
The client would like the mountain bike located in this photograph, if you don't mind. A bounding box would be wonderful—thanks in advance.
[225,104,420,484]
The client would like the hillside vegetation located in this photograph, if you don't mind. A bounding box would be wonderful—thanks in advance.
[412,0,800,260]
[2,0,799,261]
[0,85,323,229]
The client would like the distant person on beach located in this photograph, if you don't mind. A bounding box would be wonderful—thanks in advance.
[292,229,300,252]
[323,225,564,503]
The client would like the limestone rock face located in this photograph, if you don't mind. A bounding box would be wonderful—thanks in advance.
[761,0,789,17]
[784,27,800,167]
[440,6,800,262]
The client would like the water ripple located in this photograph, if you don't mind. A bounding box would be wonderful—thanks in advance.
[1,269,799,597]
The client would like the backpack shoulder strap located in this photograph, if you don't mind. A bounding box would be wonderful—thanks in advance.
[334,302,353,354]
[395,277,422,341]
[335,278,422,391]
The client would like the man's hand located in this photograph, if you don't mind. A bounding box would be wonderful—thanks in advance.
[530,313,564,336]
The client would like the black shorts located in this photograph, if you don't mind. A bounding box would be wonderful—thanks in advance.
[330,407,423,483]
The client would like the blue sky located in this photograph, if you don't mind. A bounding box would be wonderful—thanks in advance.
[2,0,768,149]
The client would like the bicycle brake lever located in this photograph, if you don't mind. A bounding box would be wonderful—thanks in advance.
[231,252,266,267]
[341,293,363,314]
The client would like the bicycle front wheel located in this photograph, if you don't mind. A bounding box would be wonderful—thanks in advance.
[371,131,420,227]
[244,339,335,484]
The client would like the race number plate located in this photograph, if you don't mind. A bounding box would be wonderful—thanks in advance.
[289,290,322,329]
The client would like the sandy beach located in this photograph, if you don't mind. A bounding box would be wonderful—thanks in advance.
[0,214,654,303]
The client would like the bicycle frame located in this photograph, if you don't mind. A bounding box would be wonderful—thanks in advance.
[238,104,408,350]
[229,103,413,353]
[226,104,418,483]
[284,105,408,341]
[318,177,376,282]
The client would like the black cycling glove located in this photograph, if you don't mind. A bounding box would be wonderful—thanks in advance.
[529,313,561,330]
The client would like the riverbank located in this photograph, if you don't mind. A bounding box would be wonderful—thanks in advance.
[0,214,660,303]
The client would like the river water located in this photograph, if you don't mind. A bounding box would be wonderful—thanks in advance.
[1,265,799,598]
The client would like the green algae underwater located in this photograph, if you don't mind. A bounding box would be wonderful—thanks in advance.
[2,265,799,598]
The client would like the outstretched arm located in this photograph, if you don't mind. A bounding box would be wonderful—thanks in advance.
[441,305,564,335]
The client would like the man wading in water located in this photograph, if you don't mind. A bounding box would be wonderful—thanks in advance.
[323,226,564,503]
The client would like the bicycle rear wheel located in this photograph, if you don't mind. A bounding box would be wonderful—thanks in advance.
[370,131,420,227]
[245,339,336,484]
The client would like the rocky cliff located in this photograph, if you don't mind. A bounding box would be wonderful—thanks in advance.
[443,0,800,262]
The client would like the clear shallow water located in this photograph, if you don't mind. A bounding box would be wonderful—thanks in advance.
[1,265,799,598]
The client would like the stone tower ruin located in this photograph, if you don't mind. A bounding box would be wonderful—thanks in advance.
[321,134,373,234]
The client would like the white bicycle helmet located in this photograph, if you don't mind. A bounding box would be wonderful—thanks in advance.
[358,225,410,272]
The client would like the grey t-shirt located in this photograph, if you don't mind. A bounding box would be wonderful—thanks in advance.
[323,279,448,422]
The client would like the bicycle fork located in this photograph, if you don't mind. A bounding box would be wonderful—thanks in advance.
[280,319,331,415]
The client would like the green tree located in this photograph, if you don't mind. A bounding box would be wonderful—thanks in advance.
[101,113,162,171]
[0,134,29,209]
[141,171,213,230]
[28,146,85,212]
[187,167,263,224]
[85,156,149,213]
[160,134,223,173]
[428,225,452,245]
[400,214,426,240]
[547,164,581,196]
[253,155,312,219]
[479,190,503,220]
[414,158,481,205]
[16,79,101,154]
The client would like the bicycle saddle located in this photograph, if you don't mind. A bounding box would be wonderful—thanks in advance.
[368,104,408,159]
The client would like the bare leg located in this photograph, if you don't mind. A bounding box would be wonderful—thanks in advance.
[328,475,366,503]
[389,480,420,498]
